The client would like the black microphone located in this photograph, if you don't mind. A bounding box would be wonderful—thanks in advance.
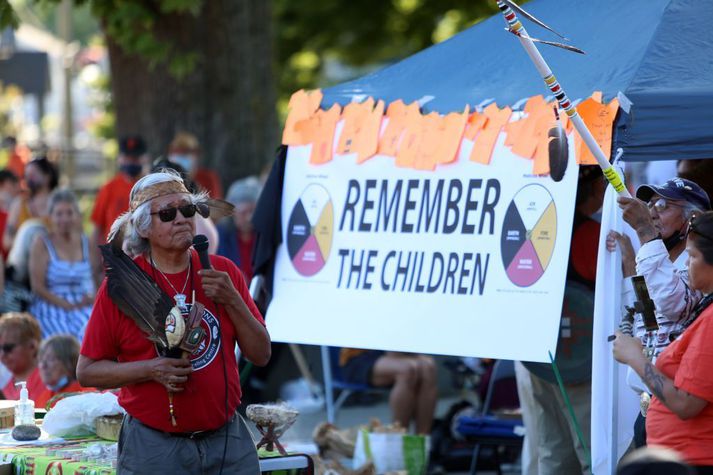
[192,234,212,270]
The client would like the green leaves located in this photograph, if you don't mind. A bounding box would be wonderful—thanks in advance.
[0,1,20,29]
[90,0,202,80]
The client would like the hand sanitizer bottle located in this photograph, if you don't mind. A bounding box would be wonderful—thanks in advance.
[14,381,35,426]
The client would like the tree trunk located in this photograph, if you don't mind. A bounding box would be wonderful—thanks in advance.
[105,0,277,188]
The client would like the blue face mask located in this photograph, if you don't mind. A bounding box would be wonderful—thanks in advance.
[120,163,143,178]
[47,375,70,392]
[169,154,195,174]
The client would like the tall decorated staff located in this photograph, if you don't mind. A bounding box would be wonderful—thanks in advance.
[496,0,631,198]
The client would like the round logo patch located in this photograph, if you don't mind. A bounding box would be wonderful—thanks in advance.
[185,302,221,371]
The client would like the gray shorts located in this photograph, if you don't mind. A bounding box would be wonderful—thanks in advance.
[117,413,260,474]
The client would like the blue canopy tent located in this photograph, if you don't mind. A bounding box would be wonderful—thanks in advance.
[321,0,713,162]
[308,1,713,472]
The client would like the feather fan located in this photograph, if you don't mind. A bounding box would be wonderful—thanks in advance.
[203,198,235,220]
[100,244,174,350]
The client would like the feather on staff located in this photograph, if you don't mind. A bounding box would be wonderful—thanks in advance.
[548,107,569,182]
[500,0,568,39]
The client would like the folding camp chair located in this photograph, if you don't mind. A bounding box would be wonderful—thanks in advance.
[321,346,389,423]
[455,359,524,475]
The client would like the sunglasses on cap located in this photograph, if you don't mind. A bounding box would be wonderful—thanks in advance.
[0,343,17,354]
[685,214,713,242]
[150,203,210,222]
[647,198,685,213]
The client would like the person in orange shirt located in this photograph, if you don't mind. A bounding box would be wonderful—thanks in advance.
[1,137,29,181]
[614,211,713,471]
[3,157,58,254]
[0,170,20,260]
[36,334,92,409]
[0,312,44,400]
[90,135,148,258]
[167,131,223,199]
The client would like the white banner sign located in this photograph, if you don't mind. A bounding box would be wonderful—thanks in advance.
[267,132,579,362]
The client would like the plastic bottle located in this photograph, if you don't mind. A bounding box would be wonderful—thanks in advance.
[14,381,35,426]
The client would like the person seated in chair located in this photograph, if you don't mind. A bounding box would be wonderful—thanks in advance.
[339,349,437,434]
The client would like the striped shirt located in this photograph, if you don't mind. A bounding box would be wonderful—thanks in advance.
[30,235,94,341]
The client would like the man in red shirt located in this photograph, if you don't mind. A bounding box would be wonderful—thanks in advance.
[77,170,270,473]
[90,135,148,247]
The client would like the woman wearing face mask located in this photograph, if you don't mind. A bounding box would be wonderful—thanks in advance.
[28,190,98,340]
[35,334,92,409]
[167,131,223,199]
[613,211,713,471]
[2,157,58,254]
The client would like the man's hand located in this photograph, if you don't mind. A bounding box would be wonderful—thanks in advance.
[612,331,646,366]
[617,197,658,243]
[148,357,193,393]
[606,230,636,277]
[199,269,243,306]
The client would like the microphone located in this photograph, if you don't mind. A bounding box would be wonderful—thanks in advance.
[192,234,212,270]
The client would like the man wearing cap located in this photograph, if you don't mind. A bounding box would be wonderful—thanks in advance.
[608,177,711,446]
[91,135,149,248]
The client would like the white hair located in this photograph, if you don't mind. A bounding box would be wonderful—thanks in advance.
[108,169,207,256]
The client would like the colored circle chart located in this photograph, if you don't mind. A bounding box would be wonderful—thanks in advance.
[287,184,334,276]
[501,184,557,287]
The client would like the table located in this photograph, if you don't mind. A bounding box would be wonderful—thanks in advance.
[0,438,314,474]
[258,452,314,474]
[0,437,115,475]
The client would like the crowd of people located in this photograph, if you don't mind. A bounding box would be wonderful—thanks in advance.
[0,133,263,409]
[1,129,713,473]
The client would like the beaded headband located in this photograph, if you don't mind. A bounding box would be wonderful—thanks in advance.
[129,180,190,212]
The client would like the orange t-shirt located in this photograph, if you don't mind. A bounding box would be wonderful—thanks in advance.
[35,380,94,409]
[339,348,369,367]
[90,175,135,241]
[646,307,713,465]
[3,367,44,401]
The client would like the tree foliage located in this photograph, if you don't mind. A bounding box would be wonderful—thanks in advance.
[3,0,503,112]
[273,0,500,112]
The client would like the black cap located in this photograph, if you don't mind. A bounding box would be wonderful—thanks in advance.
[119,135,147,157]
[636,178,711,211]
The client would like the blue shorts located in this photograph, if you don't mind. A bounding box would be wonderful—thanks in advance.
[341,350,384,386]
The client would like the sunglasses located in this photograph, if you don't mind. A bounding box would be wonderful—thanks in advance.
[647,198,684,213]
[0,343,17,354]
[150,203,209,222]
[686,215,713,242]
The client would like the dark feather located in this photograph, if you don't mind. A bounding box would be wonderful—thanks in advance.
[548,108,569,182]
[506,29,586,54]
[501,0,568,40]
[100,244,174,349]
[203,198,235,220]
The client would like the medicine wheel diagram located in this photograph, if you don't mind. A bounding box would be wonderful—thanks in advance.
[287,184,334,276]
[501,184,557,287]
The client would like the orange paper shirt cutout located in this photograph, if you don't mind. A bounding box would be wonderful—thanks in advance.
[469,104,512,165]
[283,89,323,145]
[300,104,341,165]
[575,95,619,165]
[381,101,421,158]
[337,98,385,163]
